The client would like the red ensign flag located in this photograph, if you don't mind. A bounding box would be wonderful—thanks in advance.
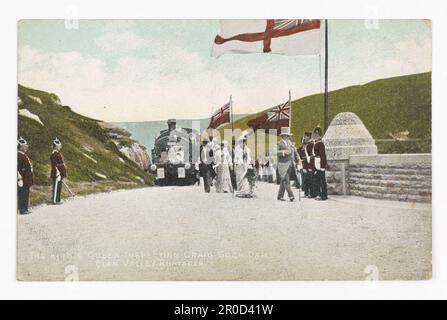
[208,102,231,129]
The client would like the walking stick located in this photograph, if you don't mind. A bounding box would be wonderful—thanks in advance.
[62,180,75,197]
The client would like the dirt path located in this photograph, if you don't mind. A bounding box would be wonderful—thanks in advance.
[17,183,431,281]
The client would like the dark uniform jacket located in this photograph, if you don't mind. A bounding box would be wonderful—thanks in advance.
[306,142,316,170]
[297,145,309,170]
[50,150,67,178]
[312,139,327,170]
[17,151,34,187]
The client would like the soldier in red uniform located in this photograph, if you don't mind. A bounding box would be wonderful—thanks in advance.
[50,137,67,205]
[17,137,33,215]
[305,133,318,198]
[297,132,312,197]
[312,127,328,201]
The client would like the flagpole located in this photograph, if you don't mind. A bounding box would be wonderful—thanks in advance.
[324,19,329,133]
[230,95,236,194]
[230,95,234,134]
[288,89,292,130]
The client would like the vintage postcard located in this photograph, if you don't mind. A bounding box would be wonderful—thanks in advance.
[17,19,431,281]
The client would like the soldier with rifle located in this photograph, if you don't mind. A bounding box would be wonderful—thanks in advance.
[50,137,67,204]
[297,132,312,197]
[311,127,328,201]
[17,137,33,215]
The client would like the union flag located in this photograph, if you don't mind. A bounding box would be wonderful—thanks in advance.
[247,99,290,132]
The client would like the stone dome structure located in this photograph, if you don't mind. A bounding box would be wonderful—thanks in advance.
[323,112,377,161]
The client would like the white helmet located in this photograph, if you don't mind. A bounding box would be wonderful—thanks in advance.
[17,136,28,150]
[53,137,62,149]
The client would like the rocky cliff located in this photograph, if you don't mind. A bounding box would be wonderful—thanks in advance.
[99,122,151,170]
[18,84,153,188]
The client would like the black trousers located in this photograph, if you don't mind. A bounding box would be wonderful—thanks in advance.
[18,186,30,214]
[52,177,63,204]
[305,170,318,197]
[203,165,214,193]
[315,170,328,199]
[302,171,311,196]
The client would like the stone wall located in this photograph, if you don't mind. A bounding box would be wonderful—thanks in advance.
[326,160,349,195]
[321,111,431,203]
[348,154,432,203]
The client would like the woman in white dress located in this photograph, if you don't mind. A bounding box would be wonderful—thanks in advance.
[215,141,233,193]
[234,136,255,198]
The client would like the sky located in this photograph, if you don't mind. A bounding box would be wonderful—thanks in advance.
[18,19,431,122]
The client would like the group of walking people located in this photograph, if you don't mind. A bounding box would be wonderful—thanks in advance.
[18,126,328,214]
[17,137,67,215]
[199,134,256,198]
[197,125,328,202]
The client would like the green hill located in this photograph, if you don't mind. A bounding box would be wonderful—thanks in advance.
[18,85,153,206]
[222,72,431,154]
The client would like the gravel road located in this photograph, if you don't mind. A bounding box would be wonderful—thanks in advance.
[17,183,431,281]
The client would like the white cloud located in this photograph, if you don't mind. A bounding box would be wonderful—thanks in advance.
[17,44,320,122]
[95,30,145,54]
[18,45,106,111]
[17,31,431,124]
[330,36,432,90]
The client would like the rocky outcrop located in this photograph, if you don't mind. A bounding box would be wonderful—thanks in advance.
[100,122,151,170]
[118,143,150,171]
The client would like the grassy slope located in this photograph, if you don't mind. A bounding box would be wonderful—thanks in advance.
[221,72,431,154]
[18,85,153,204]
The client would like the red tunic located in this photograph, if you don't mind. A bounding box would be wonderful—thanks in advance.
[50,150,67,178]
[17,151,34,187]
[312,140,327,169]
[297,145,309,170]
[306,142,316,170]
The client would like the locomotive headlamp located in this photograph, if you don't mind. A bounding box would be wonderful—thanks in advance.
[185,163,191,170]
[150,164,157,171]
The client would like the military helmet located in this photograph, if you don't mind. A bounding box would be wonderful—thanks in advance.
[313,127,323,137]
[302,131,312,144]
[17,136,28,149]
[53,137,62,148]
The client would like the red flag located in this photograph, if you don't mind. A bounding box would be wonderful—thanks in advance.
[247,99,290,132]
[208,102,231,129]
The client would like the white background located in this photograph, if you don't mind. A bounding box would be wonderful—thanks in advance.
[1,0,446,299]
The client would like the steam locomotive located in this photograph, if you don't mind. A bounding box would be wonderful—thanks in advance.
[149,119,200,186]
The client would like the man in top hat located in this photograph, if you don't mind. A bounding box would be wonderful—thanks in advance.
[50,137,67,204]
[276,127,299,202]
[312,127,328,200]
[297,132,312,197]
[17,137,33,214]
